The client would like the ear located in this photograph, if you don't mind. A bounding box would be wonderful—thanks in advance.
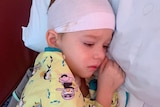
[46,30,58,47]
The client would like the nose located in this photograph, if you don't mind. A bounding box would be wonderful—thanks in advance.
[93,47,106,60]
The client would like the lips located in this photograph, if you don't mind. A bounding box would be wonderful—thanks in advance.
[88,65,98,71]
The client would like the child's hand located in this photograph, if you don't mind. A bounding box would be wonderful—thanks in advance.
[96,58,125,107]
[98,58,125,93]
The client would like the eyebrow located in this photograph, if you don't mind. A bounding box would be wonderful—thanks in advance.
[83,34,98,39]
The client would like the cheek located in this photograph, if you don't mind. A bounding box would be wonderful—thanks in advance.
[64,50,82,64]
[64,49,86,68]
[59,40,88,68]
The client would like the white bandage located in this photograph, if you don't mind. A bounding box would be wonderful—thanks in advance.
[48,0,115,33]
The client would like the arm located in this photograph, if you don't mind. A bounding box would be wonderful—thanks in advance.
[96,58,125,107]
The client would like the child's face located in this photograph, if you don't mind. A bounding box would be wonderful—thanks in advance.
[57,29,113,78]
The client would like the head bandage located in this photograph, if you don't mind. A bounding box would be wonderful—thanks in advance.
[48,0,115,33]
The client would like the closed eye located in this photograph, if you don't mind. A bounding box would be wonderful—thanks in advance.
[103,45,110,51]
[84,42,94,47]
[104,45,109,48]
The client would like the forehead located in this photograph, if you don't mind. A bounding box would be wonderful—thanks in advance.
[63,29,113,42]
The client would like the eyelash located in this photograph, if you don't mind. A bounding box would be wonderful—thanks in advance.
[103,45,110,49]
[84,42,94,47]
[84,42,110,49]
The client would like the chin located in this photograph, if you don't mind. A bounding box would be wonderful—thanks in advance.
[81,74,93,79]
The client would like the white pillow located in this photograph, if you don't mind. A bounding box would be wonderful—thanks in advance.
[22,0,50,52]
[109,0,160,107]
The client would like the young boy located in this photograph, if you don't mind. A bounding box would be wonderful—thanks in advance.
[17,0,125,107]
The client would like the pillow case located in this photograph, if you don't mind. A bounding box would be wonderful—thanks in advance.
[22,0,49,52]
[109,0,160,107]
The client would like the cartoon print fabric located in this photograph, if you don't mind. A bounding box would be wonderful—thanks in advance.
[17,47,84,107]
[17,47,126,107]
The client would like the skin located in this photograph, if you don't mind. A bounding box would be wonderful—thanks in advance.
[46,29,125,107]
[96,58,125,107]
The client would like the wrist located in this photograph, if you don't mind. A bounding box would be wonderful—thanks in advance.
[96,88,114,107]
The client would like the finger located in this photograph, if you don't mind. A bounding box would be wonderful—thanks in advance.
[112,61,119,69]
[99,58,107,71]
[105,59,113,68]
[118,66,125,76]
[122,70,126,78]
